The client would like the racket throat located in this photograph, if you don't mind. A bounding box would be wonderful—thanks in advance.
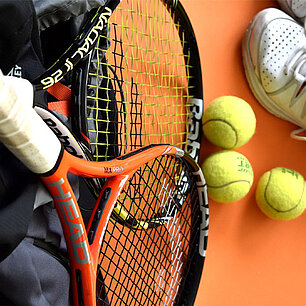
[42,175,96,305]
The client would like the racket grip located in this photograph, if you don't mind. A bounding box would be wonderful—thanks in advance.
[0,71,61,174]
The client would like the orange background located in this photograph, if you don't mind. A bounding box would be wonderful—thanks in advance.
[180,1,306,306]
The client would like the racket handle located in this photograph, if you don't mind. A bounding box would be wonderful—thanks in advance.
[0,70,61,174]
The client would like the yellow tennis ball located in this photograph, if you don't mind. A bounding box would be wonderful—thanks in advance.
[256,167,306,220]
[202,96,256,149]
[201,150,253,203]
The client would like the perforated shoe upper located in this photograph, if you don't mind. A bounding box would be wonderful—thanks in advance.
[243,8,306,131]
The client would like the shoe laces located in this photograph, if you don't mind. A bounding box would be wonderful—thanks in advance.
[284,40,306,80]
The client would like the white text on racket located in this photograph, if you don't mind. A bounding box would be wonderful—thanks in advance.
[40,7,112,89]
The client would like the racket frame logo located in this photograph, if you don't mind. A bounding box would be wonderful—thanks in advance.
[187,98,203,160]
[104,166,123,174]
[39,7,113,89]
[35,107,85,159]
[194,168,209,257]
[44,118,84,159]
[48,178,91,265]
[72,8,111,60]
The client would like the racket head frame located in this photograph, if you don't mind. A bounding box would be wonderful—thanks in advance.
[69,0,204,163]
[41,144,208,305]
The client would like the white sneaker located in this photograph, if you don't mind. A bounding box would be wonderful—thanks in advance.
[242,8,306,139]
[277,0,306,25]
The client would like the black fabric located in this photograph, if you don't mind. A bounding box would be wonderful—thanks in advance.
[0,0,44,78]
[40,17,80,71]
[0,150,37,262]
[33,0,106,31]
[0,0,45,262]
[0,237,71,305]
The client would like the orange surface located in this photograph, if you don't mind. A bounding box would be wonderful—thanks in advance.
[180,1,306,305]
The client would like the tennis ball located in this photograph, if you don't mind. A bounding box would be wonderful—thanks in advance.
[256,167,306,220]
[202,96,256,149]
[201,150,253,203]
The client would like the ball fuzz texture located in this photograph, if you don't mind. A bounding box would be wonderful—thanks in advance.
[256,167,306,220]
[202,96,256,149]
[201,150,253,203]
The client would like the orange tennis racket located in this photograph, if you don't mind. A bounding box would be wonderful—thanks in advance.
[0,73,208,305]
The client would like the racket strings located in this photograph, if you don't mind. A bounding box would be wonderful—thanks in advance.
[86,0,192,162]
[96,154,200,305]
[115,155,184,227]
